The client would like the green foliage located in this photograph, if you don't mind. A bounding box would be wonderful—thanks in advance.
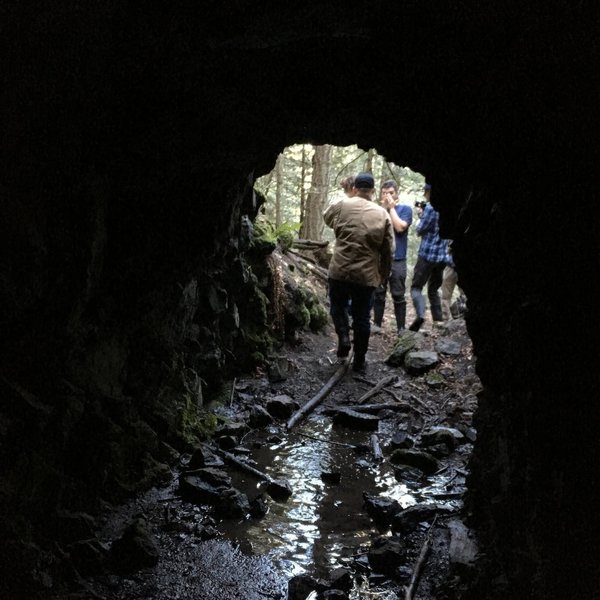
[254,218,301,252]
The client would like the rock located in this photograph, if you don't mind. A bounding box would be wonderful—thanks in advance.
[215,421,249,438]
[216,488,250,518]
[287,574,324,600]
[385,331,419,366]
[389,431,413,450]
[267,356,289,382]
[266,478,293,501]
[389,449,440,474]
[332,407,379,431]
[109,518,159,574]
[188,446,224,469]
[216,435,238,450]
[363,493,402,527]
[425,371,446,388]
[327,566,353,592]
[435,339,462,355]
[447,519,478,572]
[404,351,439,374]
[421,426,465,450]
[391,503,454,533]
[250,493,270,518]
[367,536,406,576]
[179,468,232,504]
[321,471,341,485]
[249,405,273,427]
[266,394,298,418]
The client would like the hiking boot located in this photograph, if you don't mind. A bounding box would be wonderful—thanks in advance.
[408,317,424,332]
[352,356,366,373]
[337,332,351,358]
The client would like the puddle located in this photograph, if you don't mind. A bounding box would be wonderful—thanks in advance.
[216,416,463,581]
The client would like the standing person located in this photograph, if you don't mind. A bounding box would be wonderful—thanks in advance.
[441,243,460,320]
[323,172,394,372]
[372,180,413,334]
[409,183,449,331]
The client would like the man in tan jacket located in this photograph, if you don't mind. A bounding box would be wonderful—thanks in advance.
[323,172,394,372]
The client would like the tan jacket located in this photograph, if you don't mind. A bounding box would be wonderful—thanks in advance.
[323,197,394,287]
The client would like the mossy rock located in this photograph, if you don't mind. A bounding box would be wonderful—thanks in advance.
[385,331,419,367]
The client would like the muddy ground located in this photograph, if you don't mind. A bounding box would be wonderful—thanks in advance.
[75,267,481,600]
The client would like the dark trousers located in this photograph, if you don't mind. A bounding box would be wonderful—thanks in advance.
[328,278,375,360]
[410,256,445,321]
[373,259,407,330]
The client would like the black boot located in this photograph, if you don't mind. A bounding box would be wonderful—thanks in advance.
[393,301,406,333]
[337,329,351,358]
[352,330,369,372]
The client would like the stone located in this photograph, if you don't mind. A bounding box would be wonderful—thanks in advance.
[363,493,402,527]
[249,404,273,427]
[215,421,249,438]
[421,426,466,450]
[391,503,454,533]
[404,351,440,374]
[266,478,293,501]
[385,331,419,367]
[216,488,250,518]
[389,448,440,474]
[389,431,414,450]
[266,394,298,418]
[109,518,159,574]
[436,339,462,355]
[367,536,406,576]
[332,407,379,431]
[249,493,269,518]
[327,566,353,592]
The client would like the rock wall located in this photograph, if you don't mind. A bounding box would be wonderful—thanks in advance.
[1,3,597,598]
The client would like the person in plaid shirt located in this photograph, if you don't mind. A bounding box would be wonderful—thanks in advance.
[408,183,450,332]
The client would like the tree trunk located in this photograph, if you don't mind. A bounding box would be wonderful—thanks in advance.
[275,152,284,227]
[299,144,307,224]
[300,144,332,240]
[365,147,375,173]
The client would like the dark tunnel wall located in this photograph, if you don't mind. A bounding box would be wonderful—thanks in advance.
[1,3,598,598]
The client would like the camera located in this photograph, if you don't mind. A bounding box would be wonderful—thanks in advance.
[414,200,427,209]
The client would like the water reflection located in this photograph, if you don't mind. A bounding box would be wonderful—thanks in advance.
[218,416,424,580]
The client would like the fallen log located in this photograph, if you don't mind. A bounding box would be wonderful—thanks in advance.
[371,434,383,461]
[199,442,292,501]
[329,402,411,414]
[285,250,329,282]
[356,374,397,404]
[286,355,352,430]
[404,516,437,600]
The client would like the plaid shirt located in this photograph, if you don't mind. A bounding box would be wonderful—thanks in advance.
[416,203,449,263]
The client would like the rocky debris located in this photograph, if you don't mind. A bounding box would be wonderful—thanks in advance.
[265,478,293,501]
[404,351,440,375]
[389,448,440,474]
[188,446,225,469]
[249,493,270,518]
[179,467,251,518]
[327,566,353,592]
[249,404,274,427]
[363,493,402,527]
[215,421,249,438]
[389,431,414,450]
[109,518,159,574]
[391,503,454,534]
[421,426,466,450]
[266,394,299,418]
[332,407,380,431]
[368,535,407,576]
[435,339,462,355]
[287,573,326,600]
[447,519,478,573]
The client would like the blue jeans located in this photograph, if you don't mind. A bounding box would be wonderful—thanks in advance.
[410,256,445,321]
[328,278,375,336]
